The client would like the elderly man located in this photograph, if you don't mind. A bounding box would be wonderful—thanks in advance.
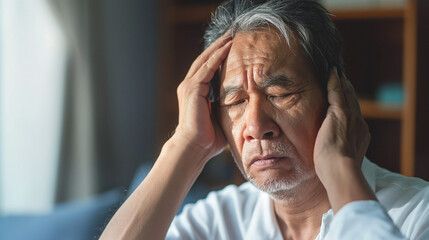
[101,0,429,239]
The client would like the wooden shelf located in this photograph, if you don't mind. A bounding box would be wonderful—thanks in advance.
[331,7,404,20]
[167,3,405,24]
[328,3,405,19]
[359,99,402,120]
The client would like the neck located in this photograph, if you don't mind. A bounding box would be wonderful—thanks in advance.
[272,176,331,240]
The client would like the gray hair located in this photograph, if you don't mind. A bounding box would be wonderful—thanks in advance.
[204,0,343,94]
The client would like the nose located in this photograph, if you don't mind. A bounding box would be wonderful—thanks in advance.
[243,98,280,141]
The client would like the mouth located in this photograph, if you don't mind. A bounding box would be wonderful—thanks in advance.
[250,156,286,169]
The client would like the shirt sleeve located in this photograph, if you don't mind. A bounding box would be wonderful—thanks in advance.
[326,200,406,240]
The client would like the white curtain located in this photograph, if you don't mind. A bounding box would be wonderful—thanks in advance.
[0,0,159,215]
[49,0,97,205]
[0,0,66,214]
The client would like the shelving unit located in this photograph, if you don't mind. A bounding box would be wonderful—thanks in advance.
[157,0,429,181]
[359,100,402,120]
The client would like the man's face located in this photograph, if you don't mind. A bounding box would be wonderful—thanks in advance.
[217,29,327,198]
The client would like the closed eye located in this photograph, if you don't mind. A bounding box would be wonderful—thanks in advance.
[267,93,296,102]
[268,93,294,100]
[222,99,246,107]
[268,90,303,106]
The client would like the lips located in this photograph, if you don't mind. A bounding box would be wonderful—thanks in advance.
[250,155,285,169]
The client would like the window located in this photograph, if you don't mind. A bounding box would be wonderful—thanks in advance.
[0,0,66,214]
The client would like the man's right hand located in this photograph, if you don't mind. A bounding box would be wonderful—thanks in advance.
[99,33,233,240]
[173,32,232,162]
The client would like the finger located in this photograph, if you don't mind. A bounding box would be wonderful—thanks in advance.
[327,68,361,113]
[327,68,346,108]
[192,40,232,84]
[341,74,362,114]
[186,31,232,78]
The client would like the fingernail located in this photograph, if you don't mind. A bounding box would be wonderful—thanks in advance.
[222,34,232,41]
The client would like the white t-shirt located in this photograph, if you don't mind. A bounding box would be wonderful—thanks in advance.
[166,158,429,239]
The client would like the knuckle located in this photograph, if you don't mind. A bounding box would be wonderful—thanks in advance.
[177,82,186,95]
[203,58,217,72]
[196,54,204,63]
[177,82,183,92]
[332,84,342,93]
[202,61,213,72]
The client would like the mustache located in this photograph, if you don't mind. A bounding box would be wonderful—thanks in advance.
[242,141,294,162]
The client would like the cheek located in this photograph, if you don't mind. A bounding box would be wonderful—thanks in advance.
[283,97,325,159]
[219,108,245,162]
[220,106,246,138]
[290,103,324,160]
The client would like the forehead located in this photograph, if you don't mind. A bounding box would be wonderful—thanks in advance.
[220,29,311,88]
[229,29,288,60]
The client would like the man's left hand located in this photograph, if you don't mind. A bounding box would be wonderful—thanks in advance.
[313,69,376,213]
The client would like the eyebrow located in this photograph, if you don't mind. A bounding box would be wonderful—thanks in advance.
[218,74,296,101]
[218,86,243,102]
[260,74,296,88]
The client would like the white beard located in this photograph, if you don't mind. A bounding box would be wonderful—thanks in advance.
[247,160,316,201]
[234,141,316,201]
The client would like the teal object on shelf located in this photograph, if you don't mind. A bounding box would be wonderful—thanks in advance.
[376,82,404,105]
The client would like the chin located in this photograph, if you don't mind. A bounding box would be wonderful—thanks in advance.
[247,169,317,200]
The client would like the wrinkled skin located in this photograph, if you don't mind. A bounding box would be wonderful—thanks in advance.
[217,30,327,199]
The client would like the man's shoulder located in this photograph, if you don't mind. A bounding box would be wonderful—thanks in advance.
[372,162,429,202]
[370,161,429,233]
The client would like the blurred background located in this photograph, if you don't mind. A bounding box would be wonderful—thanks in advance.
[0,0,428,239]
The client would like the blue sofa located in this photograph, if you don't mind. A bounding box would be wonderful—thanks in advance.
[0,163,210,240]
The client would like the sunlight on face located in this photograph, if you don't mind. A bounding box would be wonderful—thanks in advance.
[218,29,327,200]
